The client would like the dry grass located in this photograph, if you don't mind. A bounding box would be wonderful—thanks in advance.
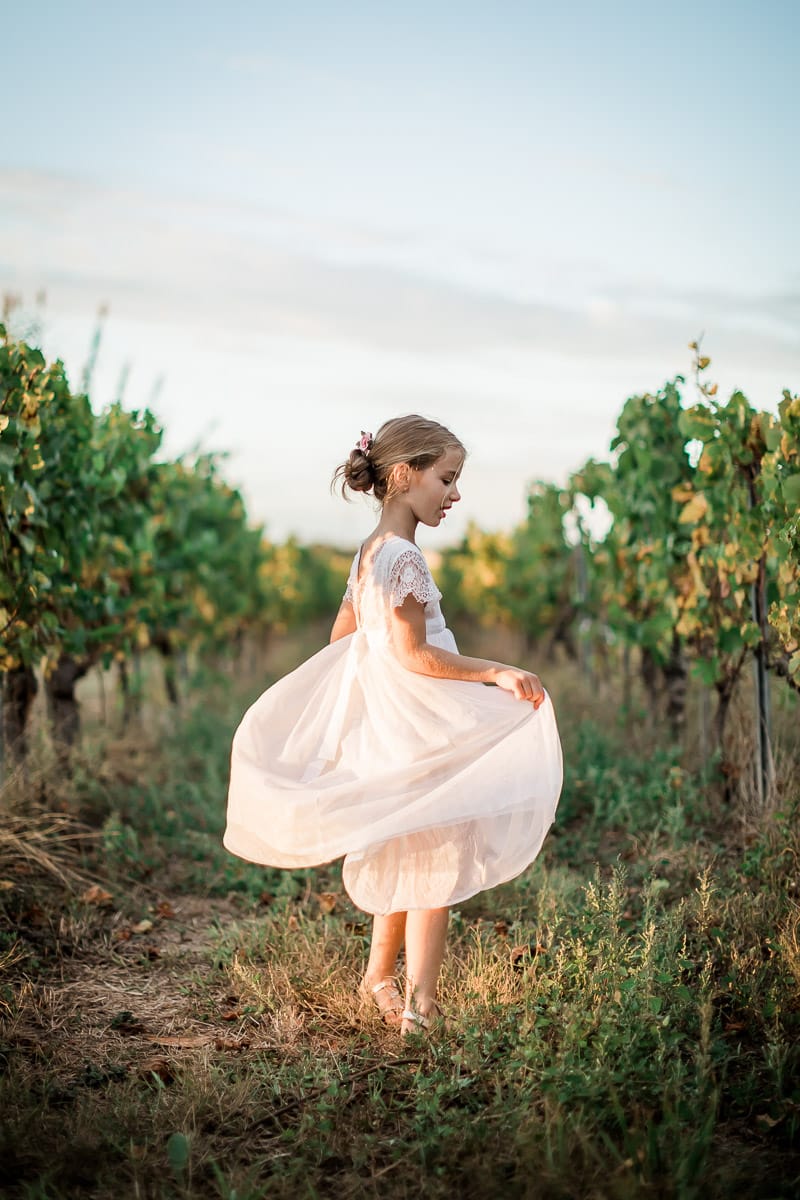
[0,807,99,891]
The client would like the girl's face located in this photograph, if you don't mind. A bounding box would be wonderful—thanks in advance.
[406,446,464,527]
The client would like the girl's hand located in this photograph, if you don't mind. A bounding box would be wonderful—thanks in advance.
[493,667,546,708]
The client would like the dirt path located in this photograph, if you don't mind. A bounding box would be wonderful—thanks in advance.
[3,891,274,1095]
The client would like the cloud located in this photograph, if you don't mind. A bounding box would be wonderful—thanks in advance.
[1,167,798,372]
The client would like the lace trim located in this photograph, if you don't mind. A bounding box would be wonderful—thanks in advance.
[387,547,441,609]
[342,551,358,604]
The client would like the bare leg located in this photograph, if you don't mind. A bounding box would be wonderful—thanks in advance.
[365,910,406,981]
[403,906,449,1031]
[362,911,406,1018]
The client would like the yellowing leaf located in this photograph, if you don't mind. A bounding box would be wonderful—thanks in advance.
[679,493,709,524]
[81,884,114,905]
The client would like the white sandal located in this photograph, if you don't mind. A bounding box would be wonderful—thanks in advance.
[400,1001,443,1035]
[358,976,404,1025]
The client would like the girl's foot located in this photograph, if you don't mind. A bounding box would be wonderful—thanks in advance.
[400,1000,443,1038]
[358,975,404,1026]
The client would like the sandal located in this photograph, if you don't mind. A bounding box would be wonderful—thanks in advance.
[400,1001,443,1037]
[358,976,404,1026]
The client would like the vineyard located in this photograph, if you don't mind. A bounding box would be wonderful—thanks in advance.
[2,326,798,789]
[441,348,800,799]
[1,325,799,1199]
[0,323,351,769]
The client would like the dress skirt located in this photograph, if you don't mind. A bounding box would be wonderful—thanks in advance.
[224,623,563,915]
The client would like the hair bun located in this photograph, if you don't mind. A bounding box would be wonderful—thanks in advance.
[343,447,375,493]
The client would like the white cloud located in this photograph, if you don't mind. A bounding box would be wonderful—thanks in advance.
[2,167,797,370]
[2,167,798,542]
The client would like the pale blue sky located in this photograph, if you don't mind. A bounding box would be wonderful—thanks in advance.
[2,0,798,544]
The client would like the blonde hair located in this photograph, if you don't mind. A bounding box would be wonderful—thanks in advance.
[332,414,466,503]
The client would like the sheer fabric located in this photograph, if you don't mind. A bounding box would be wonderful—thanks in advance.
[224,534,563,914]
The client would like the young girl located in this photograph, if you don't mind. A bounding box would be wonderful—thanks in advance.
[224,415,563,1036]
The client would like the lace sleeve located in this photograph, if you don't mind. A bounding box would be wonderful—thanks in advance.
[387,547,441,609]
[343,553,357,604]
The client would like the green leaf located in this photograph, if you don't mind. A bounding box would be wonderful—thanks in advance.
[648,996,663,1014]
[761,418,782,453]
[692,658,719,687]
[678,407,716,441]
[167,1132,189,1173]
[719,627,744,655]
[782,474,800,509]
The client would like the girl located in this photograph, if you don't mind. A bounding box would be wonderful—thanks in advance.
[224,415,563,1036]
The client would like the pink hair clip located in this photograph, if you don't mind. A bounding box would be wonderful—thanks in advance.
[358,430,373,454]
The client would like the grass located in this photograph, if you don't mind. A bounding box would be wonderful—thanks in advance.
[1,625,799,1198]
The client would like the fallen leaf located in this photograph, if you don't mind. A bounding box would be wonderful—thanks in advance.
[510,942,547,969]
[0,879,15,891]
[131,919,154,934]
[81,885,113,906]
[138,1056,175,1083]
[213,1036,251,1051]
[220,1008,242,1021]
[156,901,176,920]
[316,892,338,914]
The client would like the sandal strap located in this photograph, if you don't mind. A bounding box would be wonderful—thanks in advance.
[401,1008,431,1028]
[371,978,400,996]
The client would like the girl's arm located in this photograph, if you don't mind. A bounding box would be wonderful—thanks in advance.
[329,599,358,643]
[390,594,545,707]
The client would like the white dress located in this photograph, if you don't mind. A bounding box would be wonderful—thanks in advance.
[224,534,563,915]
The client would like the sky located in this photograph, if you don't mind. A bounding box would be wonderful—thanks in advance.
[2,0,798,549]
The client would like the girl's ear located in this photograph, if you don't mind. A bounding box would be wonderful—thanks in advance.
[392,462,411,493]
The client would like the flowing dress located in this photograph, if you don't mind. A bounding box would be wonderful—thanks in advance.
[224,534,563,915]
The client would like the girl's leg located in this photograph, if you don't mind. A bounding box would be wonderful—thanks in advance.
[364,910,406,988]
[362,911,406,1022]
[403,906,449,1028]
